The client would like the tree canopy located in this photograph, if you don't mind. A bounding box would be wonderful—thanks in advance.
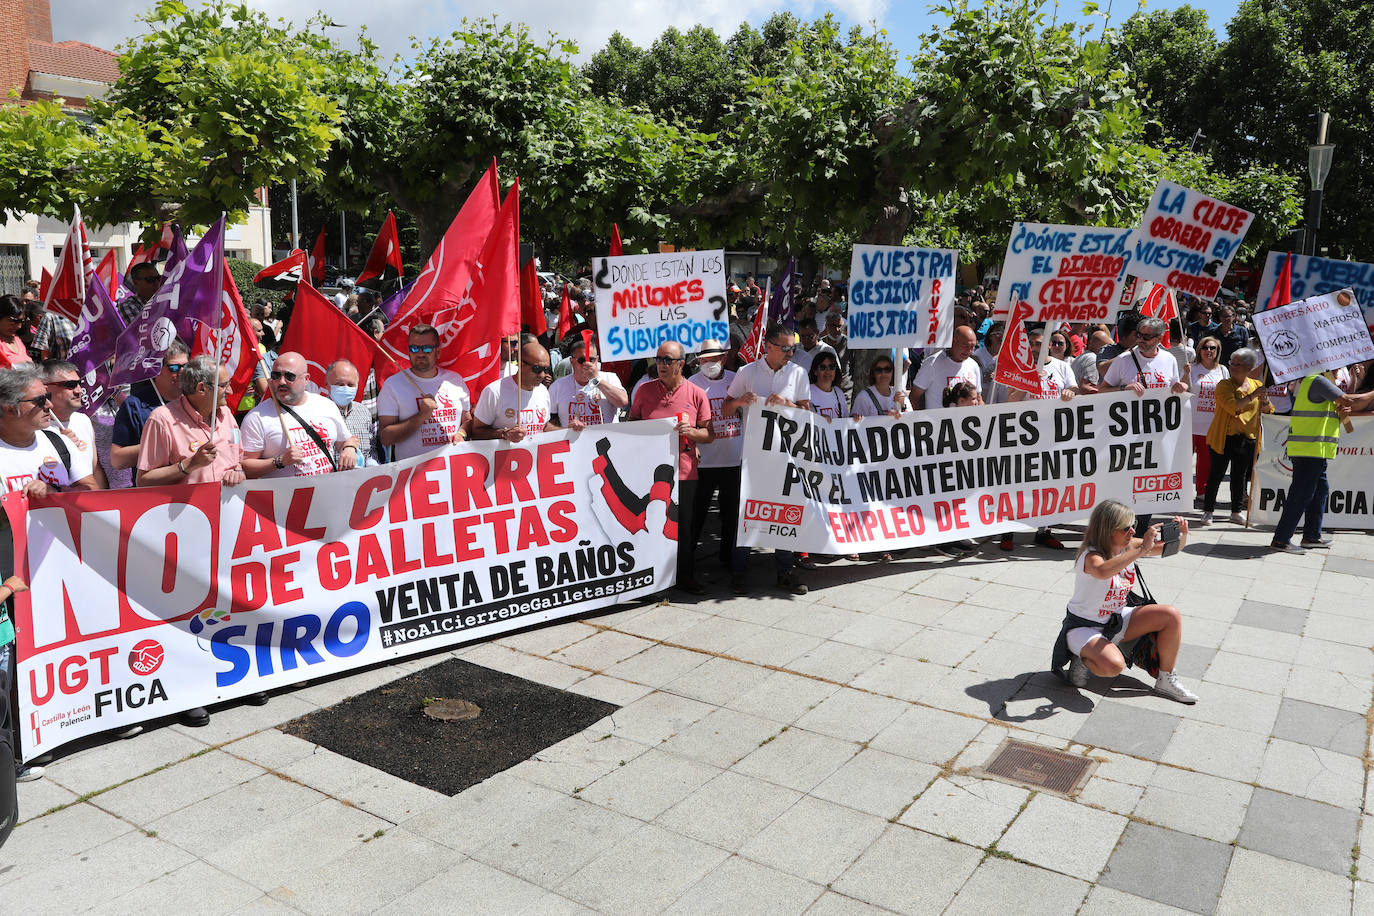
[0,0,1315,272]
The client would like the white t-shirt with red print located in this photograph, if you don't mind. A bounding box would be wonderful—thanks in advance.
[241,392,350,478]
[378,369,473,460]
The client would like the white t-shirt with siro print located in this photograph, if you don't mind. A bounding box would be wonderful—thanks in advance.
[377,369,473,460]
[49,411,97,480]
[912,351,980,405]
[548,373,624,427]
[0,433,78,495]
[241,392,350,478]
[689,370,743,468]
[1101,347,1181,391]
[474,376,551,436]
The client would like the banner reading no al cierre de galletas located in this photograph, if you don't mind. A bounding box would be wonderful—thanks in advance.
[737,393,1192,553]
[7,421,679,758]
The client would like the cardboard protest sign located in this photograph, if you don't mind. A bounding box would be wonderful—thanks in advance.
[736,392,1191,554]
[993,224,1133,321]
[8,423,678,756]
[847,244,958,347]
[1252,414,1374,529]
[1132,181,1253,300]
[592,250,729,360]
[1256,251,1374,331]
[1253,288,1374,383]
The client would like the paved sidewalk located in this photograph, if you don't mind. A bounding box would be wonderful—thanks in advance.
[4,522,1372,914]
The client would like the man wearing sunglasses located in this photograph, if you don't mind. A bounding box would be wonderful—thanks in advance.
[41,360,107,490]
[472,339,553,442]
[110,340,191,483]
[547,338,626,430]
[379,324,472,458]
[1099,316,1188,396]
[240,352,359,478]
[722,322,811,595]
[630,341,714,594]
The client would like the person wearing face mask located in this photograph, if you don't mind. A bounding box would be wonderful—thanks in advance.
[325,359,379,466]
[688,340,742,576]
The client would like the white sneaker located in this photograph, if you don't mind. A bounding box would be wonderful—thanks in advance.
[1197,513,1212,526]
[1153,671,1198,704]
[15,764,45,782]
[115,725,144,739]
[1228,512,1245,525]
[1068,656,1090,688]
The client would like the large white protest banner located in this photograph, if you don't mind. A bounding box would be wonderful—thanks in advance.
[1253,288,1374,383]
[846,244,958,348]
[1251,414,1374,528]
[591,249,729,360]
[1132,181,1253,301]
[8,422,679,757]
[736,393,1191,553]
[1256,251,1374,331]
[993,224,1133,321]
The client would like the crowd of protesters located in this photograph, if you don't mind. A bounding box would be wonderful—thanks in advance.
[2,261,1373,841]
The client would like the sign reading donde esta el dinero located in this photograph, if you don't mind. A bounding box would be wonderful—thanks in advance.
[736,393,1192,554]
[591,249,729,361]
[7,421,679,757]
[1251,414,1374,529]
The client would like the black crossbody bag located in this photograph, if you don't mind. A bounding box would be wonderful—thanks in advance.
[279,404,338,472]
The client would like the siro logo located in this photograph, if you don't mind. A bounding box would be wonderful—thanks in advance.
[128,639,165,676]
[1133,473,1182,494]
[743,500,804,525]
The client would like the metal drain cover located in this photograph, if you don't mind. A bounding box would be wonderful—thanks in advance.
[423,698,482,722]
[977,738,1096,796]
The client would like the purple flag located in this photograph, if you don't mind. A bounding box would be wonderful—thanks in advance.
[769,256,796,329]
[69,272,127,411]
[378,280,415,322]
[111,218,226,386]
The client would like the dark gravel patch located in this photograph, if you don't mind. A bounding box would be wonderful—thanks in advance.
[281,657,618,796]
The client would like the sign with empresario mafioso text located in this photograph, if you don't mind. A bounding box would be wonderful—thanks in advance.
[846,245,958,348]
[993,224,1133,322]
[8,422,679,757]
[1131,181,1254,300]
[592,250,729,360]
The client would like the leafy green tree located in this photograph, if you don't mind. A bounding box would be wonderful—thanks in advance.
[1115,7,1218,145]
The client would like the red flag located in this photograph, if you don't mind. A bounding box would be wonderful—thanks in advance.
[378,159,502,381]
[520,258,546,335]
[308,227,327,286]
[610,223,624,257]
[557,282,574,339]
[459,177,523,397]
[738,297,768,363]
[1265,253,1293,311]
[279,280,386,397]
[253,249,308,290]
[94,250,120,299]
[193,264,262,410]
[39,268,52,303]
[44,208,93,323]
[1140,284,1179,347]
[355,210,404,290]
[994,300,1041,394]
[129,223,177,270]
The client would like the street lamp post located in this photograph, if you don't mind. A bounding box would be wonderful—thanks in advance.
[1307,111,1334,257]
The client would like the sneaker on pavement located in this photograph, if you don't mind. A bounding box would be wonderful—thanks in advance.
[180,707,210,727]
[1153,671,1198,704]
[796,553,818,570]
[1300,536,1334,548]
[1034,531,1065,550]
[775,571,808,596]
[1197,513,1212,526]
[1228,512,1245,525]
[115,725,143,739]
[15,764,45,782]
[1270,541,1305,554]
[1067,656,1090,688]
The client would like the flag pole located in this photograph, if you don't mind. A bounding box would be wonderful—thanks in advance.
[209,214,227,428]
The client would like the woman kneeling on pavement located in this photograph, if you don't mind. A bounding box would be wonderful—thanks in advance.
[1056,499,1198,704]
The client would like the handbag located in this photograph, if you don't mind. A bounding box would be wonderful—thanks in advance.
[1123,565,1161,677]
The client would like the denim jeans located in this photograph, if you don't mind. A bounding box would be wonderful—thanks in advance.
[1273,455,1329,545]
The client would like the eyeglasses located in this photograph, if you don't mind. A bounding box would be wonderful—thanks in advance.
[574,355,599,364]
[165,362,186,374]
[654,356,684,365]
[408,344,437,354]
[874,366,894,374]
[1200,345,1219,351]
[1119,524,1135,533]
[768,340,796,354]
[19,393,52,408]
[816,364,837,372]
[1050,339,1067,347]
[1137,333,1160,342]
[46,379,82,389]
[269,370,299,382]
[522,361,552,374]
